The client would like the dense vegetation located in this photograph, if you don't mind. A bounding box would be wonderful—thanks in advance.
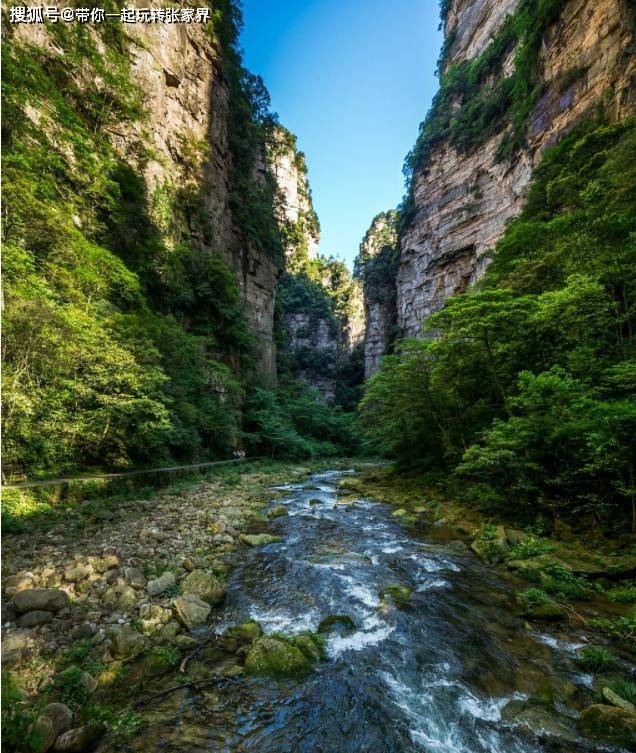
[276,254,365,414]
[360,119,636,533]
[1,1,354,480]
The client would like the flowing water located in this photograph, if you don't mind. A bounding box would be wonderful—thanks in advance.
[126,470,620,753]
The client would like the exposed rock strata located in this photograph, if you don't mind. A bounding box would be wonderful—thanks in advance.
[396,0,636,338]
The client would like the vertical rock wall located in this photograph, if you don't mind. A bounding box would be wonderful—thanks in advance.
[14,19,282,382]
[396,0,636,338]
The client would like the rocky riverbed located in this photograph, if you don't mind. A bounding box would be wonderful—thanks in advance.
[2,463,635,752]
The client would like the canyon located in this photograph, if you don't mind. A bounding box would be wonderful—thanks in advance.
[360,0,636,375]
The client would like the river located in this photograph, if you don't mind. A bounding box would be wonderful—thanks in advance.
[123,469,620,753]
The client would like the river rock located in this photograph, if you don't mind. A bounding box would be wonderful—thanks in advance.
[578,704,636,746]
[224,621,262,642]
[267,504,288,518]
[171,594,211,629]
[64,563,92,582]
[32,716,56,753]
[244,636,312,677]
[108,624,145,659]
[123,567,146,589]
[380,585,412,604]
[40,703,74,736]
[3,629,30,652]
[602,687,636,715]
[18,610,54,628]
[4,574,33,593]
[53,724,105,752]
[502,699,577,742]
[147,571,175,596]
[181,570,226,605]
[13,589,69,614]
[317,614,356,633]
[239,534,282,547]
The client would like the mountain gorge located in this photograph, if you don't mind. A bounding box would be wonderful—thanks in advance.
[359,0,636,366]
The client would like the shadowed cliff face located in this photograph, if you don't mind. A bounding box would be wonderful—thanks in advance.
[355,212,398,378]
[396,0,636,339]
[13,16,283,382]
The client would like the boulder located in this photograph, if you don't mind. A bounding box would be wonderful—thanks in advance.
[224,621,262,642]
[146,571,175,597]
[123,568,146,589]
[13,589,68,614]
[391,508,407,517]
[317,614,356,633]
[53,724,105,752]
[471,525,508,564]
[505,529,528,546]
[108,624,145,659]
[239,534,282,547]
[578,704,636,746]
[18,610,54,628]
[181,570,226,605]
[267,504,288,519]
[40,703,73,736]
[32,716,56,753]
[244,636,312,677]
[171,594,211,629]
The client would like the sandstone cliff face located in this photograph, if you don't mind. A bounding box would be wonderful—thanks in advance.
[396,0,636,338]
[356,212,398,378]
[266,128,320,263]
[15,20,281,381]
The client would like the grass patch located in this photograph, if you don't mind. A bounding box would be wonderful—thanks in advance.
[577,645,617,671]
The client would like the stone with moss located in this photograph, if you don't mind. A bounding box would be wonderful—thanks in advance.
[267,505,288,519]
[244,636,313,677]
[224,621,262,642]
[380,585,412,604]
[292,633,325,662]
[578,704,636,746]
[317,614,356,633]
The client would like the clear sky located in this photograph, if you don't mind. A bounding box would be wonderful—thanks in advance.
[240,0,442,267]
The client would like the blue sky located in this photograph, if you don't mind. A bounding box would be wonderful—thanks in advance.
[240,0,442,267]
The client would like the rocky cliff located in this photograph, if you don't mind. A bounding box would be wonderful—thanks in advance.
[268,130,364,402]
[355,211,398,377]
[395,0,636,338]
[12,13,282,381]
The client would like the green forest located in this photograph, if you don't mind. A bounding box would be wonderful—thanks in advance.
[1,1,357,481]
[360,118,636,533]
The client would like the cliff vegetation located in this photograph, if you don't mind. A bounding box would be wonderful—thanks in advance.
[360,118,636,534]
